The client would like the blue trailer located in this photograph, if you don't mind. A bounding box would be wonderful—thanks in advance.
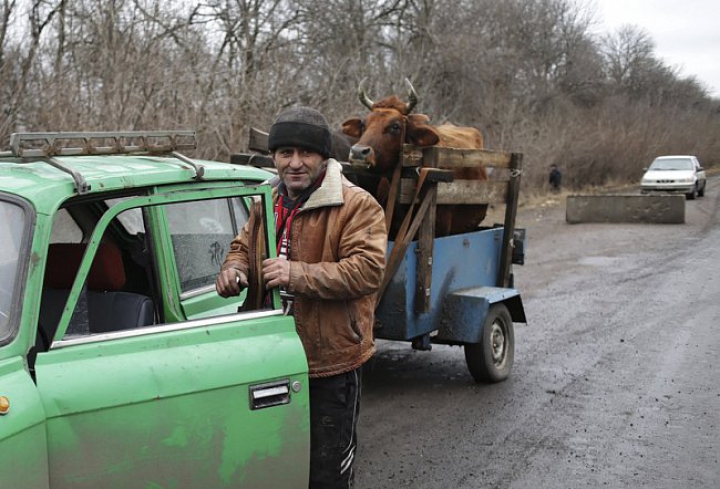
[369,145,527,383]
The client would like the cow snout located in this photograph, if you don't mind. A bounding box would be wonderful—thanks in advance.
[349,144,375,168]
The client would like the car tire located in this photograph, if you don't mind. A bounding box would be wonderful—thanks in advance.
[464,303,514,383]
[687,184,698,200]
[698,183,705,197]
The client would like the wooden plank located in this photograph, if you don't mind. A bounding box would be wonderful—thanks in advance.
[497,153,523,288]
[401,145,424,167]
[415,150,438,314]
[376,185,436,307]
[403,167,454,182]
[399,179,509,205]
[248,127,270,153]
[426,146,513,169]
[230,153,274,168]
[415,188,436,314]
[401,144,513,169]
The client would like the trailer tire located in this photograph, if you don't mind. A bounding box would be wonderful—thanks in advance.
[464,303,514,383]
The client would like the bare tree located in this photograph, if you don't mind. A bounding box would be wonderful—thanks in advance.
[0,0,65,140]
[0,0,17,69]
[0,0,717,182]
[602,25,658,96]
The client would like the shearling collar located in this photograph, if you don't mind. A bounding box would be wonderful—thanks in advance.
[301,159,345,210]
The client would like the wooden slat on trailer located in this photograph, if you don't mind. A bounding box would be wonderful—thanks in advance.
[396,144,523,296]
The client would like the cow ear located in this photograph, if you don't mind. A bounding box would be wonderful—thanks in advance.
[342,118,363,138]
[407,116,440,146]
[408,113,431,125]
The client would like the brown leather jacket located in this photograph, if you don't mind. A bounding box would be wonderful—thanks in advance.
[222,159,387,377]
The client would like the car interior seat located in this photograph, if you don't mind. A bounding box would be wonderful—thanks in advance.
[39,242,155,342]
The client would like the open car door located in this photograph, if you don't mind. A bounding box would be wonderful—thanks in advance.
[33,185,310,489]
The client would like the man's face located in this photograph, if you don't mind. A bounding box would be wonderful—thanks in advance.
[274,146,326,199]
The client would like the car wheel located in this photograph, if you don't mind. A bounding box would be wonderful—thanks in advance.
[698,183,705,197]
[464,303,514,383]
[687,184,698,200]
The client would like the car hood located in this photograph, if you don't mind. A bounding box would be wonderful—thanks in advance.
[643,170,695,180]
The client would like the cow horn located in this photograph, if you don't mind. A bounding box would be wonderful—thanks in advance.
[405,78,419,113]
[358,77,374,110]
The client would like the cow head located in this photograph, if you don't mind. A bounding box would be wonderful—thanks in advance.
[342,78,441,174]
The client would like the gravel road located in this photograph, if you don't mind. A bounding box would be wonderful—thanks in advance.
[355,176,720,489]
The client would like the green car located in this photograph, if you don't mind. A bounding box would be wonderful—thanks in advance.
[0,131,310,488]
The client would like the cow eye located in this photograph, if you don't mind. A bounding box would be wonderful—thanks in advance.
[388,122,401,134]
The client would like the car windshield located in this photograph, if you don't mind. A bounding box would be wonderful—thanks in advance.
[649,158,693,171]
[0,200,26,337]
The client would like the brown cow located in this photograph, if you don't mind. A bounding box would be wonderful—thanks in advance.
[342,79,487,237]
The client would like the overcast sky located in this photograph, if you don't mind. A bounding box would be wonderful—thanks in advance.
[594,0,720,97]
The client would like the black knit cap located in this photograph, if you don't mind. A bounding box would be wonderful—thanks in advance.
[268,106,332,158]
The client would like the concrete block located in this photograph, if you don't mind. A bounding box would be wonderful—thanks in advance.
[566,195,685,224]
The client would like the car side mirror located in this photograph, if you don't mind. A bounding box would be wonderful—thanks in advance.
[697,167,704,172]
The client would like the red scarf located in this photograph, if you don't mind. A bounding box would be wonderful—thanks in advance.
[274,196,302,257]
[274,170,326,257]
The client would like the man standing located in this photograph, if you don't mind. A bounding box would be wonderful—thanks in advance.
[549,163,562,193]
[216,107,387,488]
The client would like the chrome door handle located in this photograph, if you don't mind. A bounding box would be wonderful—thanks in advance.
[249,380,291,410]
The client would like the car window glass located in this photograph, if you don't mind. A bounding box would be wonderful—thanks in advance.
[231,196,251,225]
[0,200,25,336]
[106,198,144,235]
[50,208,83,243]
[166,198,248,292]
[650,158,692,171]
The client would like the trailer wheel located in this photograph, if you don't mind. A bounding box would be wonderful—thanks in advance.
[464,303,514,383]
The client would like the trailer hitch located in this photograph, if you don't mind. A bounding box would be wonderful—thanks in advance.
[411,333,432,351]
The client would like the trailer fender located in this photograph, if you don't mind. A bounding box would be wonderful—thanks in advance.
[437,286,526,344]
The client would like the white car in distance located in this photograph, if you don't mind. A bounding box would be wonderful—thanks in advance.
[640,155,706,200]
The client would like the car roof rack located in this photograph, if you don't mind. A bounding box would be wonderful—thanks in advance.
[1,131,203,194]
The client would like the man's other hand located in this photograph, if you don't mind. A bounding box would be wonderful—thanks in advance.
[262,258,291,290]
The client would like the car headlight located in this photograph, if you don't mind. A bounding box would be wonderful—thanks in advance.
[678,177,692,183]
[641,178,652,184]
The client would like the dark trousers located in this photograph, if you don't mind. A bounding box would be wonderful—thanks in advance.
[309,367,362,489]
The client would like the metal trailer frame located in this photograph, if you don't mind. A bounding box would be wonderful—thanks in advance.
[376,227,526,345]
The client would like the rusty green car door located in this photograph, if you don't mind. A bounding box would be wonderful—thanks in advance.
[33,187,310,488]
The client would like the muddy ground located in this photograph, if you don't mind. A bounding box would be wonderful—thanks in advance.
[355,177,720,488]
